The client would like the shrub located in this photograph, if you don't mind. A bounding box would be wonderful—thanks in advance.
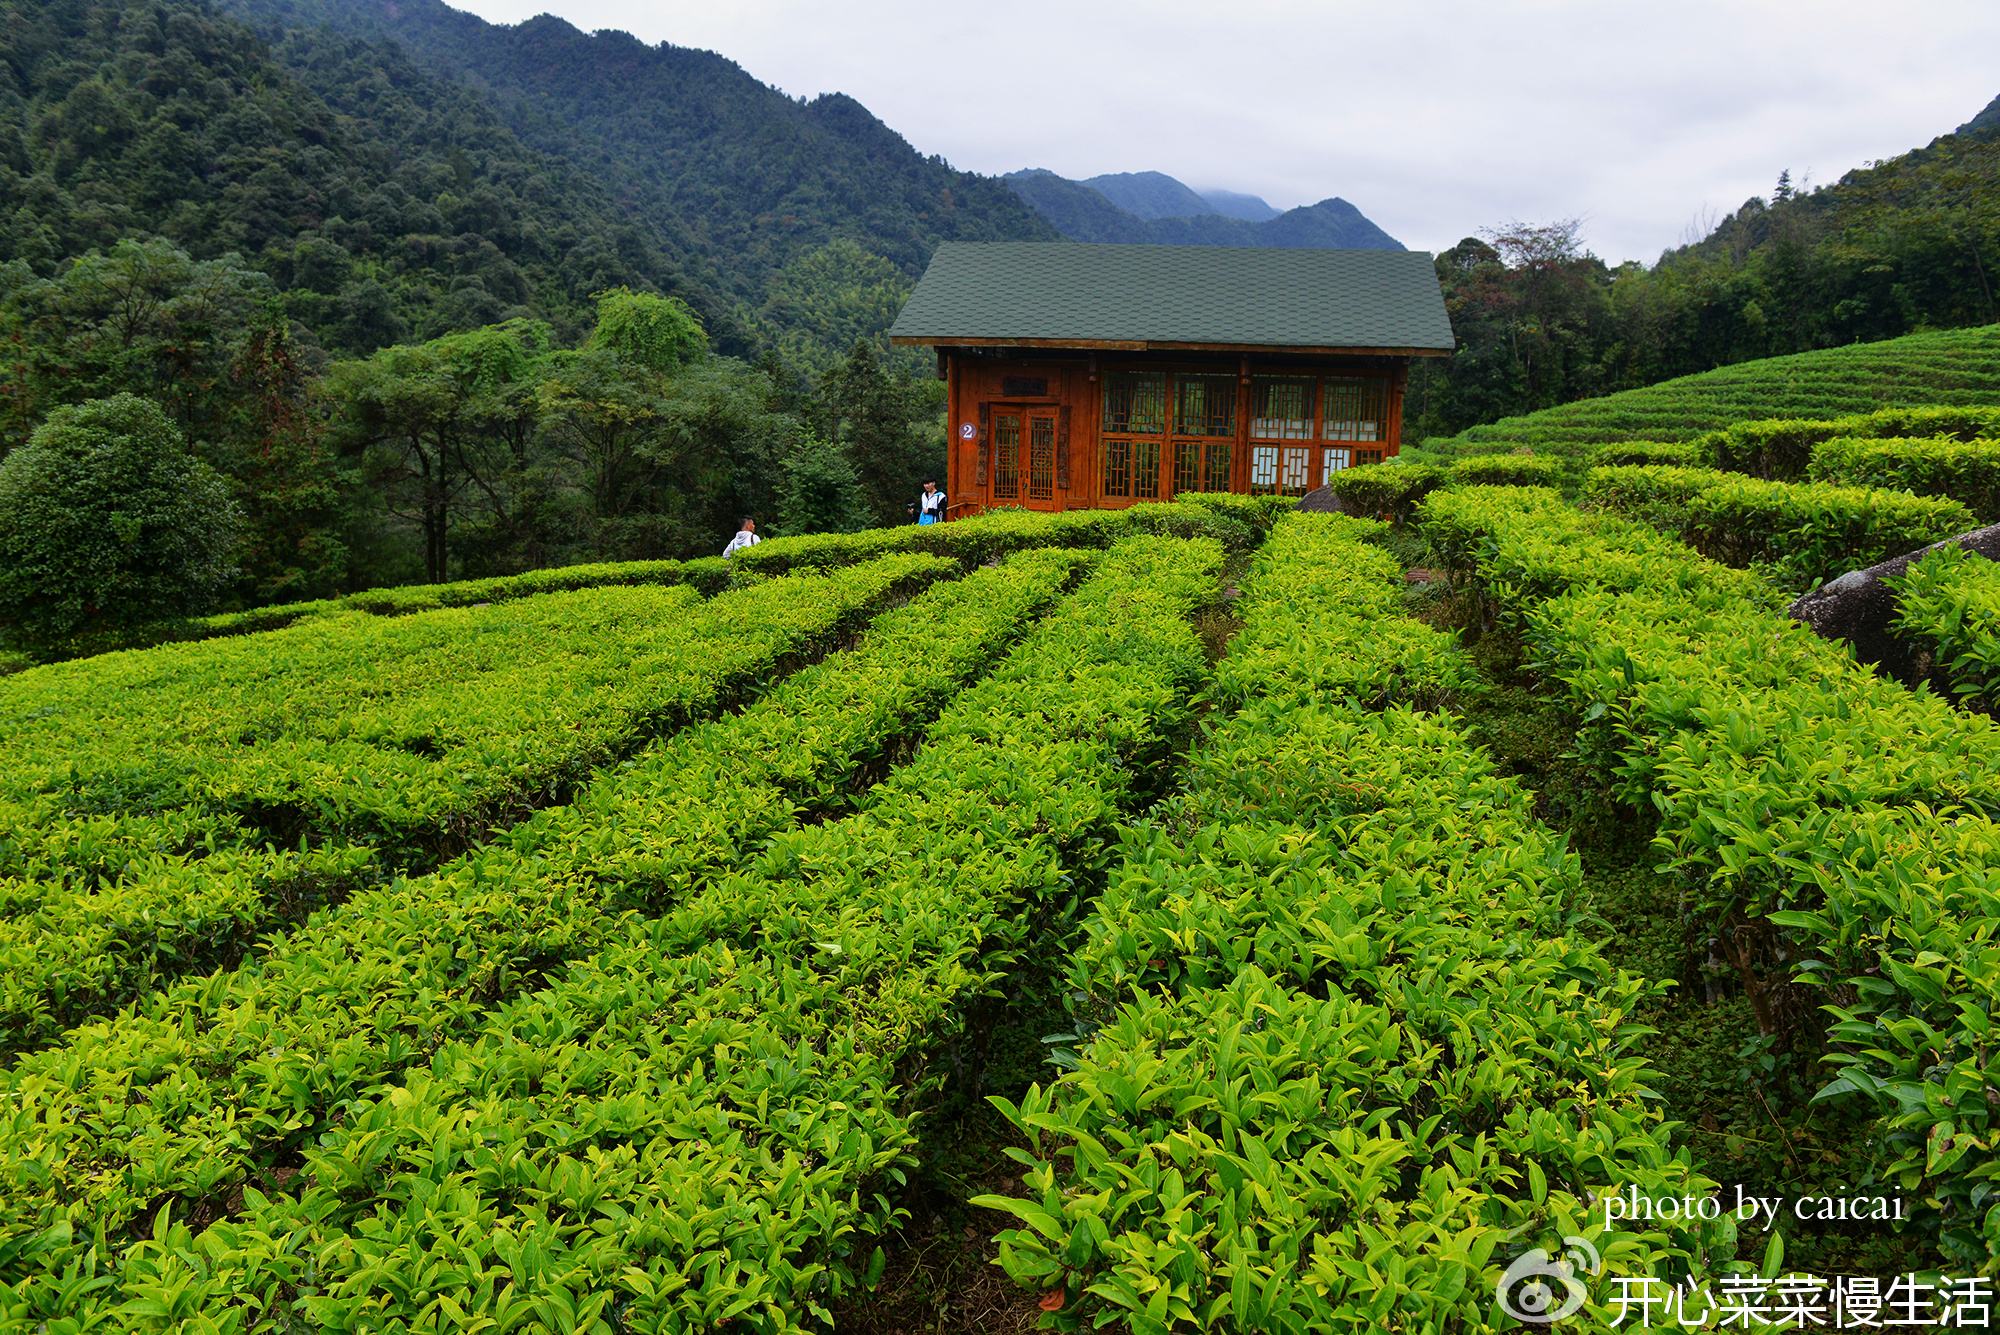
[1807,435,2000,521]
[1321,461,1447,523]
[1682,477,1974,589]
[1581,464,1733,529]
[0,395,242,656]
[1448,451,1565,488]
[1593,439,1716,468]
[1892,545,2000,708]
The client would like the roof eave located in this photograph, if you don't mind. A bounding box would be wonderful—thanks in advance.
[889,335,1454,357]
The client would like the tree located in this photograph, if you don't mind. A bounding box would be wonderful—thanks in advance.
[812,341,945,524]
[775,430,868,537]
[0,394,240,654]
[330,319,552,582]
[587,286,709,375]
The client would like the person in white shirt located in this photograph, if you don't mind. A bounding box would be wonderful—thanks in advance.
[721,517,761,558]
[915,479,946,525]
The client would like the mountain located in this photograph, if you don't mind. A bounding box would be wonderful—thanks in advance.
[1003,169,1401,250]
[0,0,749,352]
[1080,171,1219,221]
[217,0,1054,315]
[1200,188,1282,223]
[1959,93,2000,141]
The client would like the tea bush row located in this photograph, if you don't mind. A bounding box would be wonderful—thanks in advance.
[1418,486,2000,1267]
[0,556,949,1052]
[1807,436,2000,521]
[1582,465,1974,590]
[34,537,1221,1330]
[0,548,1096,1323]
[977,514,1728,1333]
[1892,545,2000,709]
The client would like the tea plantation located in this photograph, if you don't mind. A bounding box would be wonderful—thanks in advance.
[1420,322,2000,459]
[5,380,2000,1330]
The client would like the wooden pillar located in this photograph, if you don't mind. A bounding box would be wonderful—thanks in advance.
[944,351,960,503]
[1387,361,1409,457]
[1232,355,1252,493]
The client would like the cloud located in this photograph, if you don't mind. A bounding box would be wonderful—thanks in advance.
[444,0,2000,263]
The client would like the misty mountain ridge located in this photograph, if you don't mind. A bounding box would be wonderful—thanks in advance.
[1004,168,1401,250]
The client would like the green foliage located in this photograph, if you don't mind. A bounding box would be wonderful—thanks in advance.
[1582,463,1977,590]
[1581,464,1735,529]
[586,285,708,375]
[1447,451,1566,488]
[0,556,945,1055]
[762,240,921,383]
[1808,434,2000,520]
[776,431,870,537]
[1892,545,2000,707]
[0,0,739,357]
[0,394,242,655]
[1683,477,1974,589]
[1592,439,1718,468]
[0,539,1219,1326]
[1320,461,1447,524]
[1417,486,2000,1268]
[1407,109,2000,442]
[979,514,1728,1331]
[1424,325,2000,459]
[811,340,946,525]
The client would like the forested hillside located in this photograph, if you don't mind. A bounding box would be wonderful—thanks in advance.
[0,0,744,354]
[220,0,1055,372]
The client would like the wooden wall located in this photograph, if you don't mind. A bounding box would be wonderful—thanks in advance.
[939,348,1413,515]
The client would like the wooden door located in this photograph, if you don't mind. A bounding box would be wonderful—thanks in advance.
[989,406,1061,510]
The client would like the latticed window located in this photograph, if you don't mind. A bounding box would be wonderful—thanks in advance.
[1356,447,1385,466]
[1174,376,1235,436]
[1321,378,1387,442]
[1250,377,1313,440]
[1131,441,1161,498]
[1322,446,1352,480]
[993,413,1021,499]
[1203,443,1233,492]
[1102,374,1166,434]
[1102,438,1132,498]
[1249,445,1279,494]
[1280,447,1310,495]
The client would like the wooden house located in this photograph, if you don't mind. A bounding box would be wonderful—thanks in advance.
[888,243,1454,515]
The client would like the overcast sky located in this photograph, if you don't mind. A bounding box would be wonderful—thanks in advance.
[447,0,1999,264]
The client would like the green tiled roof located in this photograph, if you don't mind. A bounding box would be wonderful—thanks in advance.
[889,242,1454,352]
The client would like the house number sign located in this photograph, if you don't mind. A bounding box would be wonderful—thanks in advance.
[959,422,977,440]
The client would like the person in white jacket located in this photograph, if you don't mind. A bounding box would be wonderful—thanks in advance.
[915,479,946,525]
[721,517,761,558]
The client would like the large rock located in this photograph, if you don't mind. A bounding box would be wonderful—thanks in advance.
[1297,484,1346,514]
[1788,522,2000,678]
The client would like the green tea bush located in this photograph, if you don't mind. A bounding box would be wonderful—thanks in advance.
[1428,325,2000,457]
[1683,477,1974,588]
[1892,545,2000,708]
[0,557,951,1050]
[1581,464,1732,530]
[1593,439,1717,468]
[1319,461,1447,524]
[3,540,1225,1327]
[1419,487,2000,1267]
[978,514,1730,1332]
[0,549,1101,1319]
[1808,435,2000,521]
[1448,451,1566,488]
